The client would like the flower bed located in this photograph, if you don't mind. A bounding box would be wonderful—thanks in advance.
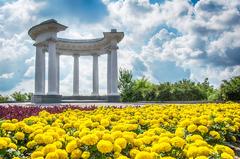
[0,103,239,159]
[0,105,97,120]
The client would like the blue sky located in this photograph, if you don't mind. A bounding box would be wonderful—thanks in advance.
[0,0,239,95]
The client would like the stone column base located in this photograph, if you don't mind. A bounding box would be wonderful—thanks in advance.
[32,95,62,103]
[107,95,120,102]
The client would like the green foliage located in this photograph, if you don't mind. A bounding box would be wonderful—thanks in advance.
[118,69,220,102]
[118,68,135,102]
[0,95,9,103]
[10,92,31,102]
[220,76,240,101]
[26,92,33,101]
[208,89,221,101]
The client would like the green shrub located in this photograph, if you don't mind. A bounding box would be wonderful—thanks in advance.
[0,95,9,103]
[119,69,219,102]
[11,91,28,102]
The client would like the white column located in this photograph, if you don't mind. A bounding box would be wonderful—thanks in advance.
[35,45,45,95]
[107,52,112,95]
[56,53,60,94]
[92,54,99,95]
[47,40,58,95]
[73,55,79,96]
[111,42,119,95]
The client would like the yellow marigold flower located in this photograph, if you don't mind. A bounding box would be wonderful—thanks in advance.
[175,127,185,138]
[0,139,8,149]
[43,144,57,155]
[8,143,17,149]
[158,137,171,143]
[170,136,185,148]
[100,119,110,127]
[114,138,127,149]
[23,125,34,134]
[71,149,82,159]
[27,140,37,149]
[102,134,114,143]
[130,149,140,158]
[81,151,90,159]
[209,131,221,139]
[34,134,45,144]
[117,156,129,159]
[31,151,44,158]
[187,124,197,133]
[133,139,143,147]
[114,143,122,153]
[34,157,44,159]
[186,135,203,142]
[214,145,235,157]
[197,125,208,134]
[197,146,213,156]
[152,142,171,153]
[1,123,16,131]
[126,124,138,131]
[53,141,62,149]
[43,134,54,144]
[187,146,198,158]
[15,132,25,140]
[97,140,113,153]
[214,117,224,123]
[45,152,59,159]
[194,139,208,147]
[81,134,99,145]
[135,151,154,159]
[66,140,77,153]
[112,131,122,139]
[221,152,234,159]
[195,156,208,159]
[55,149,68,159]
[142,136,152,145]
[161,157,175,159]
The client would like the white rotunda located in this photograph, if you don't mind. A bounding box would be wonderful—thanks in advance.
[28,19,124,103]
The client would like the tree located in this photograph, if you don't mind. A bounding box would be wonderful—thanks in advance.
[118,68,135,102]
[132,77,153,101]
[11,92,28,102]
[220,76,240,101]
[155,82,172,101]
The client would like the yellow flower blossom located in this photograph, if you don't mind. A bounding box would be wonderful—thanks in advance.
[97,140,113,153]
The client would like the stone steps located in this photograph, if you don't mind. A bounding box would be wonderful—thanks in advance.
[61,100,108,103]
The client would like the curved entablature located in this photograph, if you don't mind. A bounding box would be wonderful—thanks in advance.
[29,19,124,56]
[55,31,124,56]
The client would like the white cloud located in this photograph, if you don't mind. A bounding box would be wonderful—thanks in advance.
[0,0,45,26]
[0,79,34,95]
[24,66,34,78]
[25,57,35,65]
[0,72,14,79]
[138,0,240,85]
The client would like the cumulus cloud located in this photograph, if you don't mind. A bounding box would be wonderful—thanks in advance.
[138,0,240,86]
[0,72,14,79]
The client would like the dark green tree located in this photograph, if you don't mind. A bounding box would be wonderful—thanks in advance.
[220,76,240,101]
